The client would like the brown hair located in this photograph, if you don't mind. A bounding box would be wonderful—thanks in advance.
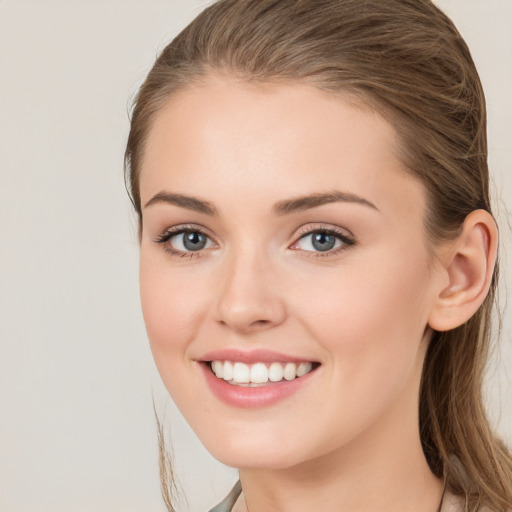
[125,0,512,510]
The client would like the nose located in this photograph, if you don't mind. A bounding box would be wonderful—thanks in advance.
[214,249,287,335]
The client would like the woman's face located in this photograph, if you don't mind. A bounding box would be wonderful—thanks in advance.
[138,77,445,470]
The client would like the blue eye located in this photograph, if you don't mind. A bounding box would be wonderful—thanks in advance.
[305,232,338,251]
[175,231,210,251]
[155,225,354,258]
[155,228,215,255]
[292,229,355,254]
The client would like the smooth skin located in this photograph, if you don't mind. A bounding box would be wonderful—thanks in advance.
[138,76,497,512]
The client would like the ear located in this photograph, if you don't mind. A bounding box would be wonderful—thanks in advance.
[428,210,498,332]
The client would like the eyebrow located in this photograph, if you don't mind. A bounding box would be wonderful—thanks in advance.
[143,190,378,216]
[144,191,218,215]
[272,191,378,215]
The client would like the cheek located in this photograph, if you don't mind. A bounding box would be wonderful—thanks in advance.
[288,257,432,447]
[293,249,432,379]
[139,253,210,363]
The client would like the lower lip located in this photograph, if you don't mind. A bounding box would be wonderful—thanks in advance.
[199,363,317,408]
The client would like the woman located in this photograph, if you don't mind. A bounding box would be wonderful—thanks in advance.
[124,0,512,510]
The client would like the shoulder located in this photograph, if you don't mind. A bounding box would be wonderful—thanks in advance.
[441,490,509,512]
[441,491,466,512]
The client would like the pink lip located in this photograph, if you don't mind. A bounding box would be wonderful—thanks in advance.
[198,359,319,409]
[199,348,316,364]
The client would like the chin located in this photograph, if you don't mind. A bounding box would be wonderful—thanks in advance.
[196,426,318,471]
[211,447,304,471]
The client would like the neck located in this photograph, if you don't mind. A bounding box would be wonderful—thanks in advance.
[238,450,443,512]
[236,353,443,512]
[237,426,443,512]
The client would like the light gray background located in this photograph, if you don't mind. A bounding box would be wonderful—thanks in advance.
[0,1,510,511]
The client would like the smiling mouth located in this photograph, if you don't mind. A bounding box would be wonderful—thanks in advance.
[207,360,320,387]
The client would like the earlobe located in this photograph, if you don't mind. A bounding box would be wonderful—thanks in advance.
[428,210,498,332]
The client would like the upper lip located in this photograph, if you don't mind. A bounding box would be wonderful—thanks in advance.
[198,348,318,365]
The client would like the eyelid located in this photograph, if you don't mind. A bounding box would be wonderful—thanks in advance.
[153,223,218,258]
[153,223,216,241]
[153,222,356,259]
[289,223,356,257]
[293,223,354,240]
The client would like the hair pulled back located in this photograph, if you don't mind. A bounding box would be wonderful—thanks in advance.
[125,1,512,509]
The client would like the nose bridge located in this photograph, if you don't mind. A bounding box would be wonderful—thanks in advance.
[215,242,286,334]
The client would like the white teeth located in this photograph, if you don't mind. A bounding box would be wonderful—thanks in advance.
[210,360,316,385]
[297,362,313,377]
[223,361,233,381]
[283,362,297,381]
[232,362,250,383]
[268,362,284,382]
[212,360,223,378]
[250,363,269,384]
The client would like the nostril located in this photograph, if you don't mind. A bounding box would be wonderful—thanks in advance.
[252,319,270,326]
[217,316,276,335]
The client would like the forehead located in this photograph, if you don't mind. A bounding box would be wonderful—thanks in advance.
[139,76,426,222]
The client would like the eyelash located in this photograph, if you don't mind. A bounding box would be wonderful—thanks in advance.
[153,224,213,259]
[293,225,356,258]
[153,224,356,259]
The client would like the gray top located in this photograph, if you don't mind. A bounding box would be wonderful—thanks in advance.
[208,481,242,512]
[208,481,474,512]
